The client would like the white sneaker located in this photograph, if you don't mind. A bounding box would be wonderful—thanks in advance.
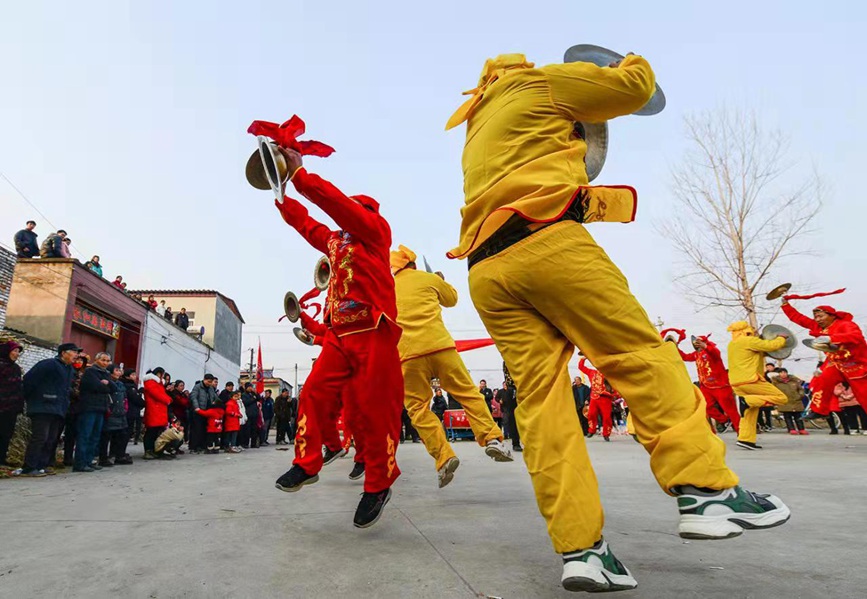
[437,456,460,489]
[561,538,638,592]
[484,439,514,462]
[677,485,790,539]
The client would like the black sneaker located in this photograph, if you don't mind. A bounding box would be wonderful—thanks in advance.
[275,465,320,493]
[603,436,611,442]
[738,397,748,418]
[513,445,523,452]
[736,440,762,450]
[354,488,392,528]
[349,462,365,480]
[323,446,348,466]
[98,460,114,468]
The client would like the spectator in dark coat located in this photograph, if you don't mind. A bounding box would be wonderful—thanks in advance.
[260,389,274,445]
[175,308,190,331]
[74,352,114,472]
[13,221,39,258]
[62,354,88,466]
[0,341,24,465]
[572,376,591,436]
[479,380,494,413]
[287,394,298,443]
[240,384,261,448]
[274,389,291,444]
[123,369,144,445]
[39,230,67,258]
[498,381,521,452]
[18,343,78,476]
[99,364,131,466]
[432,389,448,421]
[188,375,217,453]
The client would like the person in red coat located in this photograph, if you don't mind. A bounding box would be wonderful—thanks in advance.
[270,146,404,529]
[578,358,618,441]
[142,367,173,459]
[221,391,243,452]
[782,299,867,414]
[669,334,739,433]
[196,401,225,454]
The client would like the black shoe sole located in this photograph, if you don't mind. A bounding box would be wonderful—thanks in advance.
[323,449,347,466]
[275,474,320,493]
[354,488,392,529]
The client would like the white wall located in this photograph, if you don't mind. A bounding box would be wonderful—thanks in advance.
[140,313,240,385]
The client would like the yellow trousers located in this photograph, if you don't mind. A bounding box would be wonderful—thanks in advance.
[402,348,503,470]
[468,221,739,553]
[731,379,787,444]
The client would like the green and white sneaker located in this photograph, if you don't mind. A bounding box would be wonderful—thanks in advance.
[677,485,790,540]
[561,538,637,593]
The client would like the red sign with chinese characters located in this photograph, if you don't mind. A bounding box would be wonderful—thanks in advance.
[72,305,121,339]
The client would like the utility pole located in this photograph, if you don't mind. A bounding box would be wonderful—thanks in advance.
[294,363,298,399]
[248,347,255,387]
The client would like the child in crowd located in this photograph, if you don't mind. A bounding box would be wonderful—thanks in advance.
[197,399,225,454]
[222,391,243,453]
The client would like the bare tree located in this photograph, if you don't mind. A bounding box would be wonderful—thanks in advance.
[659,108,824,329]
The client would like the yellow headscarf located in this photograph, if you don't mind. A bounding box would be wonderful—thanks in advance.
[727,321,755,339]
[445,53,535,130]
[390,245,417,274]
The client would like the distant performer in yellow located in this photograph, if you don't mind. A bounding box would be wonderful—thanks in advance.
[444,47,790,593]
[391,245,512,489]
[726,321,789,451]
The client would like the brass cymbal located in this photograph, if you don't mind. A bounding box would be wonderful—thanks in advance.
[765,283,792,301]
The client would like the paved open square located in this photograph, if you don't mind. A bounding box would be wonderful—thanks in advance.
[1,431,864,599]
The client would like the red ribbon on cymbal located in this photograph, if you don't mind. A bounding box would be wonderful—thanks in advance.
[660,328,686,342]
[247,115,335,157]
[783,288,846,301]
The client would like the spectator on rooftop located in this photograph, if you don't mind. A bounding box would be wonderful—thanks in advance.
[60,237,72,258]
[175,308,190,331]
[112,276,124,290]
[39,230,67,258]
[13,221,39,258]
[147,295,158,310]
[84,256,103,277]
[156,300,167,317]
[164,306,173,322]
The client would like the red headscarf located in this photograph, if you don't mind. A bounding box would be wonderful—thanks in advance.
[814,305,853,321]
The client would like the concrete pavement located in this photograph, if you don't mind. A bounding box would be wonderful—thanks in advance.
[1,430,865,598]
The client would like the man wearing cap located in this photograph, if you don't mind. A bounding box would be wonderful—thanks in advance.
[781,300,867,414]
[444,50,790,592]
[391,245,511,489]
[726,322,789,451]
[271,149,404,529]
[671,335,739,433]
[18,343,78,476]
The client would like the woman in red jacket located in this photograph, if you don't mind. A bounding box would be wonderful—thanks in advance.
[142,367,173,459]
[221,391,243,453]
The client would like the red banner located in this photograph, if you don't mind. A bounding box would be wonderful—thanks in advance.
[256,339,265,394]
[72,305,120,339]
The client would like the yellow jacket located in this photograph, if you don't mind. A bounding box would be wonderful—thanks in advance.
[448,55,656,259]
[727,335,787,386]
[394,268,458,361]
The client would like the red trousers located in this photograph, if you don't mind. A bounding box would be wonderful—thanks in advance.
[809,367,867,416]
[294,323,403,492]
[702,385,740,433]
[587,397,613,438]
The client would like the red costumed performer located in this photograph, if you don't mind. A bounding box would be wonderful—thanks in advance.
[578,358,618,441]
[263,132,404,529]
[663,329,739,433]
[781,292,867,415]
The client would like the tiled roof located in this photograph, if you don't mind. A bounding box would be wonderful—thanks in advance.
[129,289,245,324]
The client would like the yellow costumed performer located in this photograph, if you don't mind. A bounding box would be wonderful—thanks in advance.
[445,47,790,593]
[391,245,512,489]
[726,321,789,450]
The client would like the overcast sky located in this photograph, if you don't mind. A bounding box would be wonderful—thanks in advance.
[2,1,864,383]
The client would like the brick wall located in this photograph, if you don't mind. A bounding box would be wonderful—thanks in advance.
[0,246,15,330]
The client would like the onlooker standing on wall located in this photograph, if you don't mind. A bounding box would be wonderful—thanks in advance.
[146,295,158,310]
[112,276,124,290]
[84,256,103,277]
[175,308,190,331]
[13,221,39,258]
[60,237,72,258]
[99,364,131,466]
[188,374,217,453]
[260,389,274,446]
[18,343,78,476]
[74,352,114,473]
[39,230,67,258]
[142,367,173,459]
[156,300,167,317]
[0,341,25,466]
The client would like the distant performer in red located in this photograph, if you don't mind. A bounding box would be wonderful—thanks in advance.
[781,294,867,415]
[578,358,619,441]
[264,136,404,529]
[665,330,739,433]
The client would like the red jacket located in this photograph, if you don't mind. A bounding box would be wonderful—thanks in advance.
[300,312,327,346]
[197,406,225,434]
[222,399,242,432]
[678,341,730,389]
[276,167,398,337]
[171,390,190,422]
[578,358,619,400]
[783,303,867,379]
[143,374,172,428]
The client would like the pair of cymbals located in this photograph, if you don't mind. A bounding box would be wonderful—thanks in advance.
[802,338,840,353]
[765,283,792,301]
